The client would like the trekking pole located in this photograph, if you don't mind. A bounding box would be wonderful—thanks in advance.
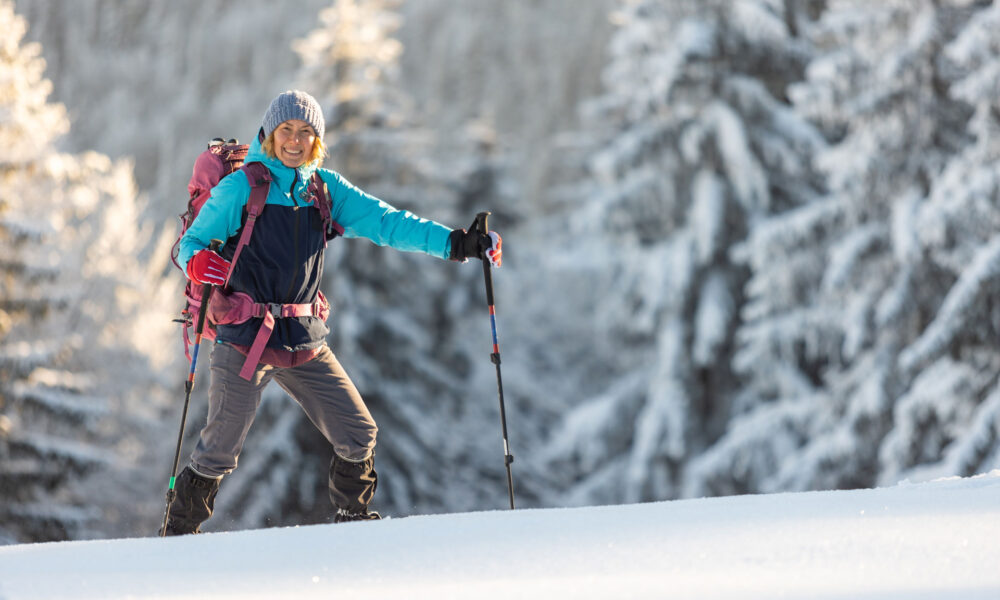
[159,239,222,536]
[474,212,515,510]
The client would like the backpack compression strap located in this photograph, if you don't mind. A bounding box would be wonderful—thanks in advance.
[224,162,272,288]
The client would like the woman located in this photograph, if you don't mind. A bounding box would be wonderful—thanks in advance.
[165,90,501,534]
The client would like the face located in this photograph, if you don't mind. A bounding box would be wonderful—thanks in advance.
[272,119,316,168]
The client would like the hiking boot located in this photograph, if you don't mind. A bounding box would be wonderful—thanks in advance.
[333,507,382,523]
[160,466,222,536]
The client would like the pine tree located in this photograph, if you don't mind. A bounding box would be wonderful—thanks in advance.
[0,0,94,543]
[0,0,174,542]
[878,0,1000,484]
[688,0,990,496]
[535,0,824,505]
[11,0,331,223]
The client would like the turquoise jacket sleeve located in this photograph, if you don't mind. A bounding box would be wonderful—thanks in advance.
[177,171,250,273]
[320,169,453,260]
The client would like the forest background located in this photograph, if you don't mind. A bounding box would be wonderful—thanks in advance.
[3,0,1000,544]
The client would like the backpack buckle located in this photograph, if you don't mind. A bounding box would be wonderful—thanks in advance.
[252,302,285,319]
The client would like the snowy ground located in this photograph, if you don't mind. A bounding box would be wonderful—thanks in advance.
[1,472,999,600]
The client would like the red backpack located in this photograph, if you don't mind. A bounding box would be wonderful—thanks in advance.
[171,138,343,370]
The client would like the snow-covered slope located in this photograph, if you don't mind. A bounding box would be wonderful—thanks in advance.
[1,472,998,600]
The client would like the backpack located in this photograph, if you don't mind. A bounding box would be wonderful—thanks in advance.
[171,137,344,365]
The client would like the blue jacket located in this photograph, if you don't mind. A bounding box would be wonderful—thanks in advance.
[179,137,454,351]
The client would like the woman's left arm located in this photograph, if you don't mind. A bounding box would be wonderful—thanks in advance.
[322,170,453,259]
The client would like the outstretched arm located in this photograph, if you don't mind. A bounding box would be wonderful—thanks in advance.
[323,169,453,259]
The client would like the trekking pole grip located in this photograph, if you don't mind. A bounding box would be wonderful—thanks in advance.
[475,211,490,236]
[474,212,495,307]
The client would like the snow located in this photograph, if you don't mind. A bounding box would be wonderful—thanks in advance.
[2,473,999,600]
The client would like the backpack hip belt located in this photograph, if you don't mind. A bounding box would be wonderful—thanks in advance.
[207,289,331,380]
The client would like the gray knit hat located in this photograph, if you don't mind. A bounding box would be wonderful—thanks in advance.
[261,90,325,141]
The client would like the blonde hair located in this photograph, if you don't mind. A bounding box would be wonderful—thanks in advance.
[262,132,328,165]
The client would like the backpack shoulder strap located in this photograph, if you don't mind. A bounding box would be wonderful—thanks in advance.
[309,172,344,245]
[223,162,272,288]
[242,161,272,213]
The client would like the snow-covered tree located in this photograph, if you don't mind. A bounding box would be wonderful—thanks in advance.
[12,0,330,223]
[0,0,175,543]
[534,0,825,505]
[878,0,1000,485]
[688,0,993,496]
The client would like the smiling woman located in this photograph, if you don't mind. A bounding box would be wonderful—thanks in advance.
[167,89,502,535]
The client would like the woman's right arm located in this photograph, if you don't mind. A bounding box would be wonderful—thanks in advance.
[177,173,250,272]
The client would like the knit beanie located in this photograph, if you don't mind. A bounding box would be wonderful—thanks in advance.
[261,90,325,141]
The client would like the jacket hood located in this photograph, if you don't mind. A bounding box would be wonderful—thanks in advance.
[246,131,321,184]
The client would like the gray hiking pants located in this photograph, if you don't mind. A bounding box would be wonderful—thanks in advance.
[189,342,378,512]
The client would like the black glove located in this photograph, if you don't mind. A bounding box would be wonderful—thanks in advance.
[449,228,489,262]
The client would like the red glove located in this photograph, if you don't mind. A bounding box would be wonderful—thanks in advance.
[186,248,230,285]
